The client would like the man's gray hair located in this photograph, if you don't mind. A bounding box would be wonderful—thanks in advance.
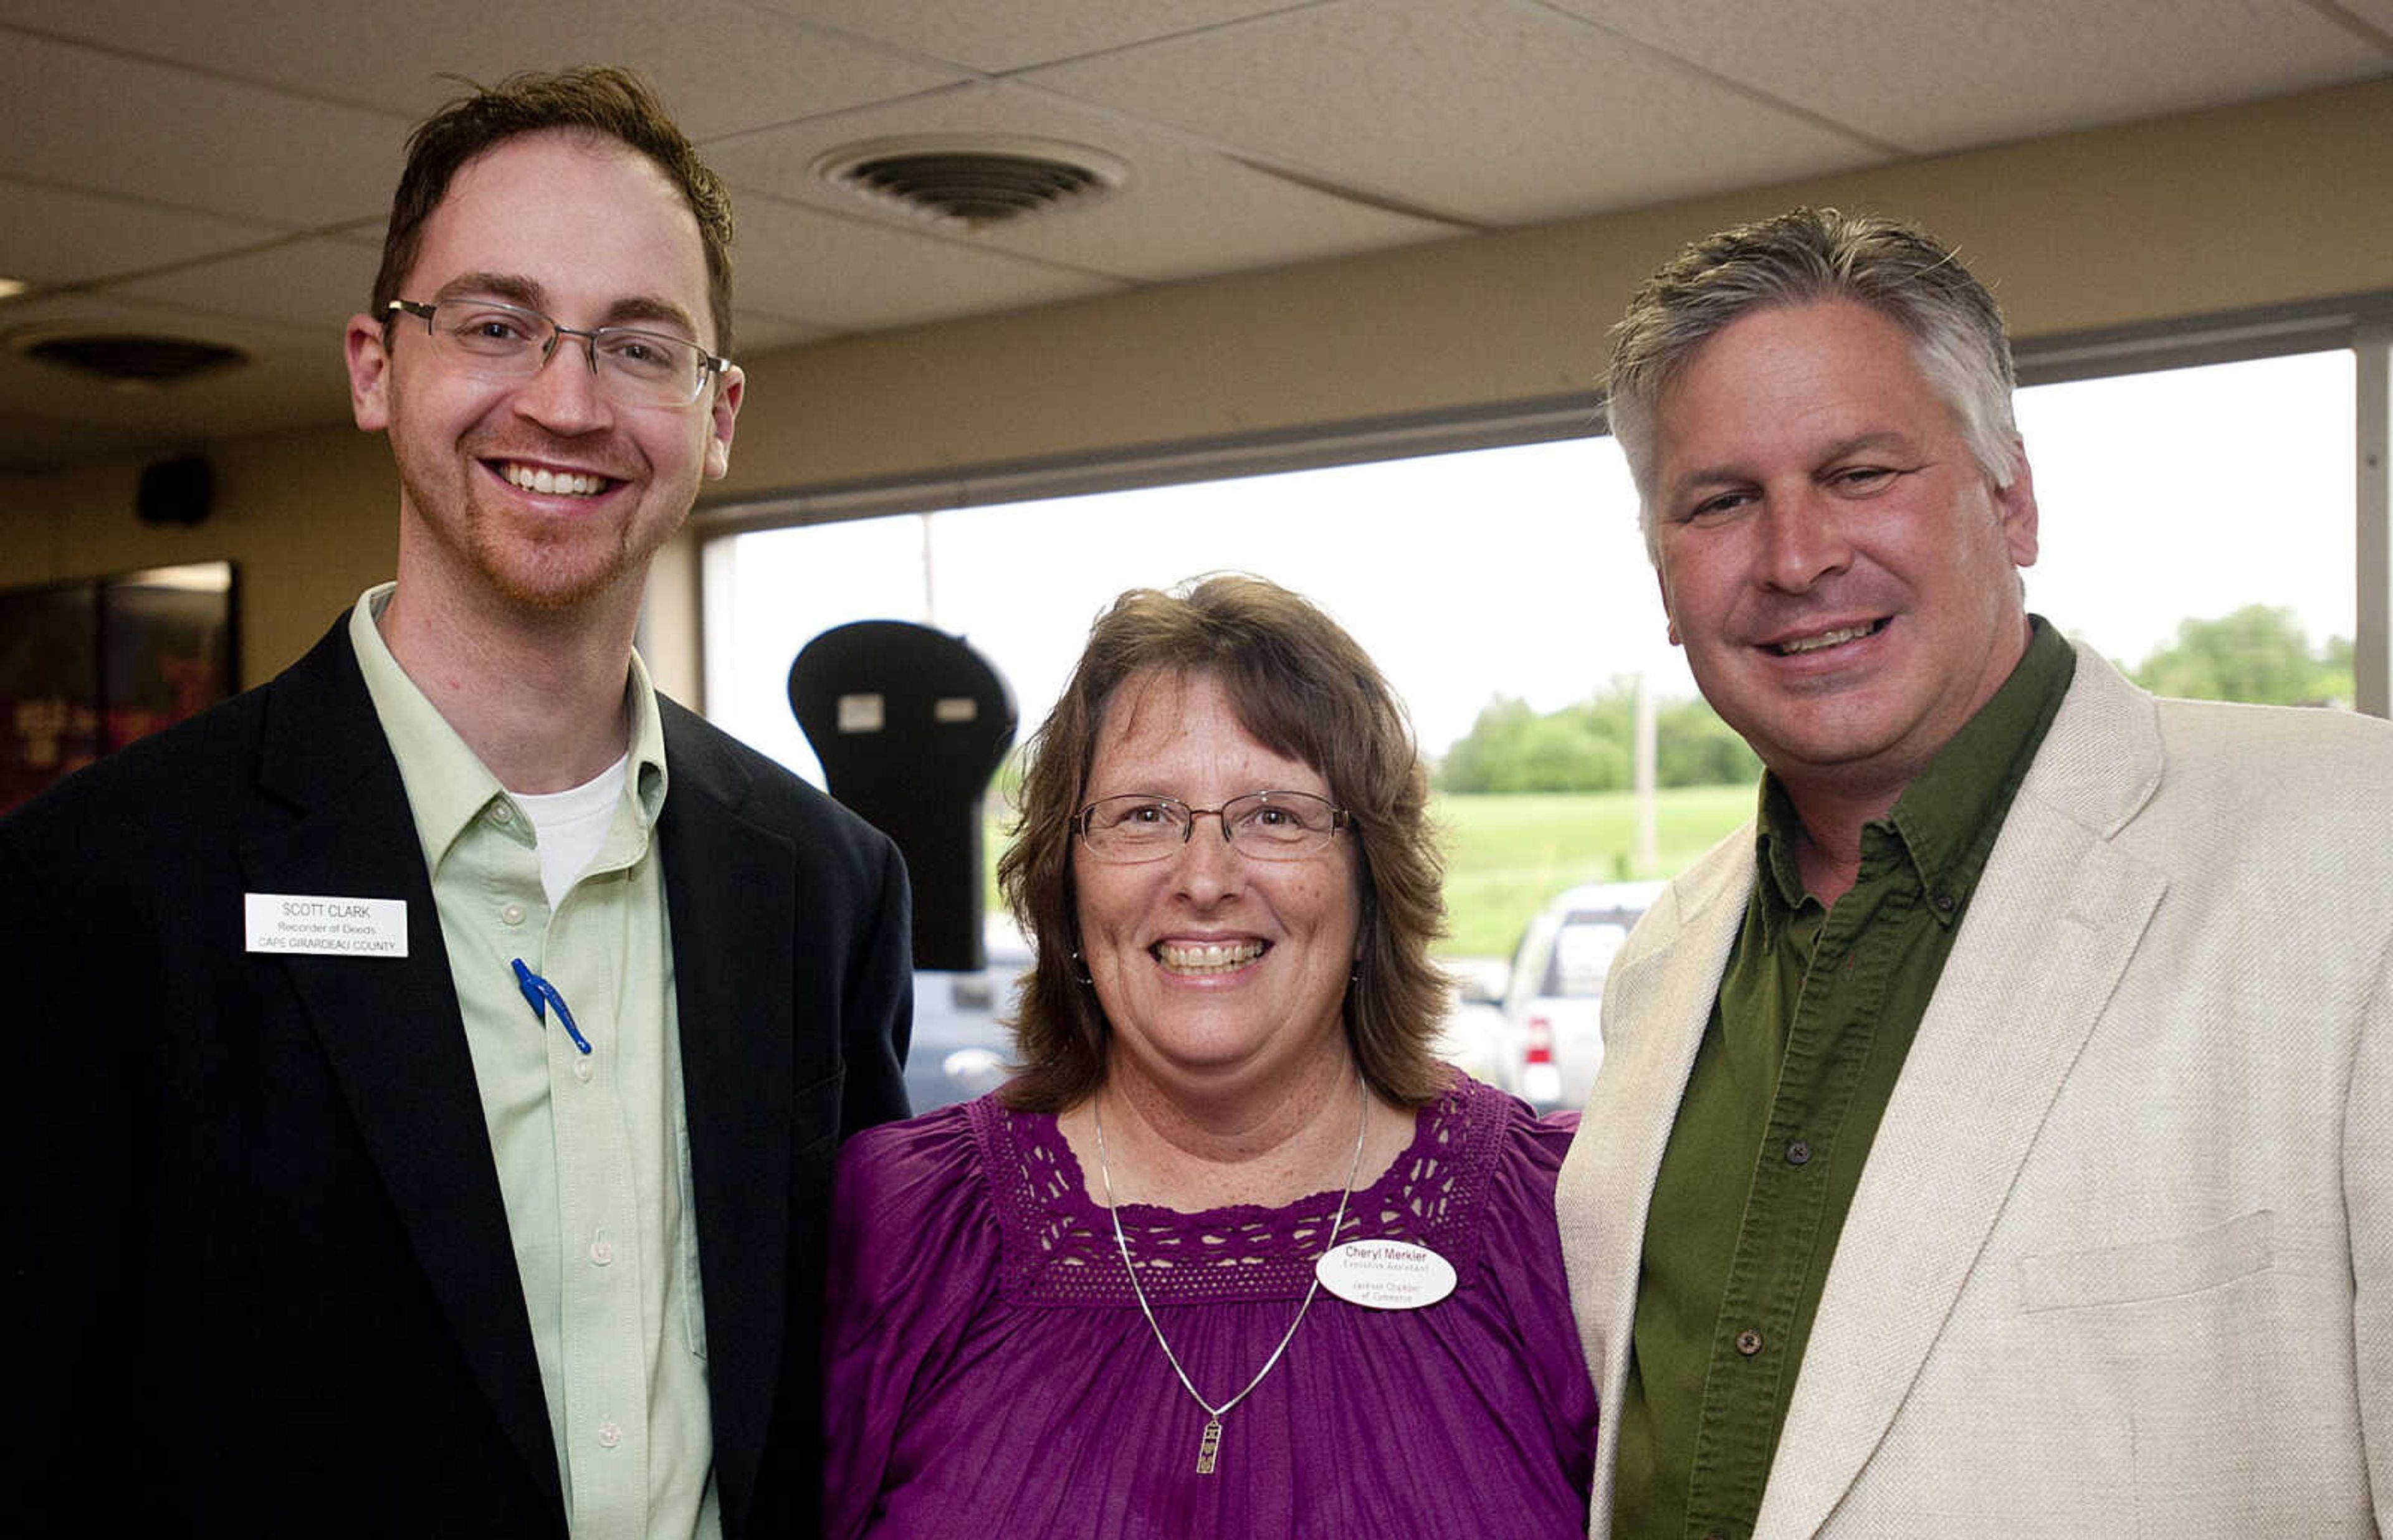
[1603,207,2021,555]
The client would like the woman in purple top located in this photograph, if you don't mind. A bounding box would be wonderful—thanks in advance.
[823,576,1596,1538]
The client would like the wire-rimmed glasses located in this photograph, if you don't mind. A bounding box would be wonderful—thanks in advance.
[1073,791,1350,864]
[386,297,731,408]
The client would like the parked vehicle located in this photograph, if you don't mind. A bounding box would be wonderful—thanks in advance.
[1466,881,1665,1112]
[904,921,1034,1112]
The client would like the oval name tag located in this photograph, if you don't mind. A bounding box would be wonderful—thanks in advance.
[1315,1238,1456,1311]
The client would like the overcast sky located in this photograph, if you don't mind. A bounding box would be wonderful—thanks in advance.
[707,349,2356,786]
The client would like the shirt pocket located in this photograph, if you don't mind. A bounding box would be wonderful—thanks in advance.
[2017,1209,2274,1313]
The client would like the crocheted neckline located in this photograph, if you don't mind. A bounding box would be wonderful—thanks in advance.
[970,1075,1502,1305]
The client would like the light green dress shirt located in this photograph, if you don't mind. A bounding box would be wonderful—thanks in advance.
[350,586,720,1540]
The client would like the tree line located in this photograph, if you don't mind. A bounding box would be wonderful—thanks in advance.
[1435,605,2352,794]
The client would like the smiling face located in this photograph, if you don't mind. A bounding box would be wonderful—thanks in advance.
[1072,669,1363,1098]
[1648,299,2039,804]
[345,129,741,616]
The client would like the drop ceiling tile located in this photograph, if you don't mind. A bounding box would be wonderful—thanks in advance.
[1018,0,1882,226]
[730,194,1123,331]
[708,80,1454,283]
[1542,0,2392,152]
[0,32,402,227]
[0,0,968,138]
[2339,0,2393,34]
[752,0,1309,73]
[0,180,283,286]
[107,240,382,332]
[325,219,389,252]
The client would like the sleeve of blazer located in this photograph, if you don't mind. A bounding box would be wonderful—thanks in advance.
[840,832,913,1136]
[2347,934,2393,1533]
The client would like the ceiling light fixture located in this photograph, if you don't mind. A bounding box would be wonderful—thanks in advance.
[8,327,249,387]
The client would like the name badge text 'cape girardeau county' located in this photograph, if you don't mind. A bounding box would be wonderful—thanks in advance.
[1315,1238,1456,1310]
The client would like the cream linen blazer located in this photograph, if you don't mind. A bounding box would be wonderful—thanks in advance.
[1557,644,2393,1538]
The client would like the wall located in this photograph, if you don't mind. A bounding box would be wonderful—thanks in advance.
[4,79,2389,693]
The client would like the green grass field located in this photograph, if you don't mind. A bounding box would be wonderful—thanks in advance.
[983,784,1754,961]
[1429,786,1752,954]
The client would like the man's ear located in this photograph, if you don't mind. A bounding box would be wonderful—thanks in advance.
[345,314,392,432]
[1656,565,1682,648]
[1995,438,2039,569]
[703,364,743,480]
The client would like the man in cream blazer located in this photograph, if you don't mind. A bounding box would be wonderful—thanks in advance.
[1556,208,2392,1537]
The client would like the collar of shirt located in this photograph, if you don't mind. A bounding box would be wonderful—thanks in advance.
[345,582,669,875]
[1751,615,2078,937]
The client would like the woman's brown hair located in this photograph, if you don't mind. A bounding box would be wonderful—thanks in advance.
[996,574,1450,1111]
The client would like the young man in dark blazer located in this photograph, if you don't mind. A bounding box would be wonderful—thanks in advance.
[4,68,912,1538]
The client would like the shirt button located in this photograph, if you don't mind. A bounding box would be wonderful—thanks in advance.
[1931,888,1956,913]
[571,1058,595,1083]
[590,1233,614,1266]
[1736,1328,1764,1356]
[596,1419,622,1449]
[1785,1139,1812,1166]
[490,804,515,825]
[500,902,526,926]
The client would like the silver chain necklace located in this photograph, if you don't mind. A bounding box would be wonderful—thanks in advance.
[1092,1075,1370,1476]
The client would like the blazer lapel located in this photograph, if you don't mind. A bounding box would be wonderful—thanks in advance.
[235,622,562,1519]
[1755,649,2169,1539]
[1566,835,1754,1528]
[656,713,791,1535]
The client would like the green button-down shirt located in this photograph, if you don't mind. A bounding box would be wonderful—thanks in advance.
[1613,618,2075,1540]
[350,587,720,1540]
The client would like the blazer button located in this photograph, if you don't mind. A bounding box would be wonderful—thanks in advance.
[1736,1328,1764,1356]
[1785,1139,1811,1166]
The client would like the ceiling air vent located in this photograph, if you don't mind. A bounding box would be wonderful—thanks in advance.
[815,136,1128,228]
[12,331,249,386]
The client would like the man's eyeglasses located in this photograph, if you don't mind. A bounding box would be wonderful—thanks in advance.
[386,297,732,408]
[1073,791,1351,865]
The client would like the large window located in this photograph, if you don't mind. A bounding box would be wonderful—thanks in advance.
[707,348,2362,779]
[704,435,1673,791]
[2017,350,2354,693]
[700,343,2369,964]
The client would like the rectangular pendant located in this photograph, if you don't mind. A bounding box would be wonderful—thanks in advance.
[1195,1417,1223,1475]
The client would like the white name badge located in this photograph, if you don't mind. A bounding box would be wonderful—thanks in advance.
[244,893,408,958]
[1315,1238,1456,1311]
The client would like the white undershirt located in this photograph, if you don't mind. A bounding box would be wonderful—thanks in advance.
[512,751,631,910]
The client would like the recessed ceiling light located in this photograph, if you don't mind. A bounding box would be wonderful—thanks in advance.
[814,135,1129,229]
[7,326,249,387]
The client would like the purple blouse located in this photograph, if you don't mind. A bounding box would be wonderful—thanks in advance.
[822,1073,1597,1538]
